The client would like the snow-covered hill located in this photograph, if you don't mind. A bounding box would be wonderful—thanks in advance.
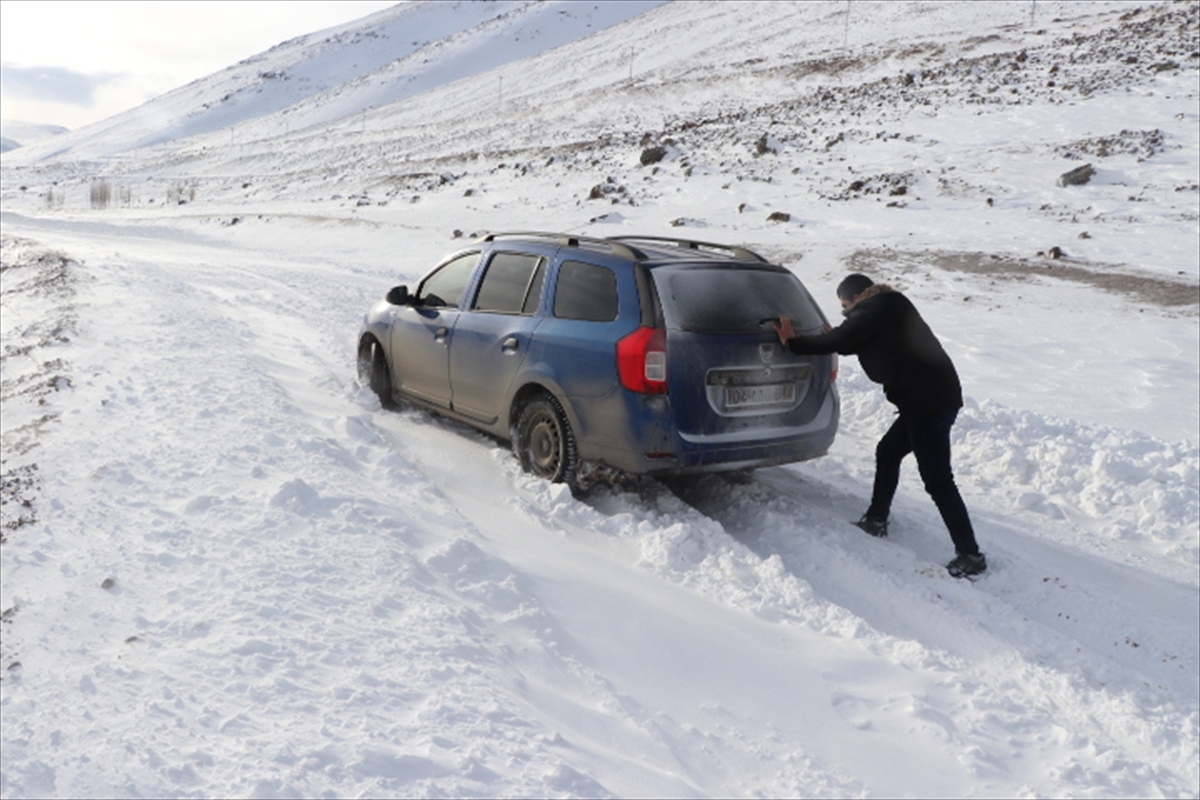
[0,120,69,152]
[1,0,666,163]
[2,1,1198,798]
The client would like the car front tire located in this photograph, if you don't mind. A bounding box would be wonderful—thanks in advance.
[358,337,396,409]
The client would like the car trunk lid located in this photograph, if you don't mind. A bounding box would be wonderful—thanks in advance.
[650,264,833,438]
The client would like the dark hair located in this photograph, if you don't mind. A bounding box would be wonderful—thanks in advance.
[836,273,874,301]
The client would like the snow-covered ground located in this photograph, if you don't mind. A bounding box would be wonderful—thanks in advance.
[2,1,1197,797]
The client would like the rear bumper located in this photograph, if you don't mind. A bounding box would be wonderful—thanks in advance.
[640,431,838,475]
[666,390,839,473]
[579,390,839,476]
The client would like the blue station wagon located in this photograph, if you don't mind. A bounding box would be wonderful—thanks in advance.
[358,233,839,490]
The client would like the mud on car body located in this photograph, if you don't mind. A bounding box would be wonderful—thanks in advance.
[359,232,839,490]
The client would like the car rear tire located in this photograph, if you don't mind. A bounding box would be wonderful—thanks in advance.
[358,338,396,409]
[514,396,578,486]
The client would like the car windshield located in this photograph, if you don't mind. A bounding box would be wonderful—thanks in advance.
[653,266,825,334]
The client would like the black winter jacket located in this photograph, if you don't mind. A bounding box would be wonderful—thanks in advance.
[785,285,963,415]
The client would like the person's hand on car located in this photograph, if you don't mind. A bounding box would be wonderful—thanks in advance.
[773,315,795,345]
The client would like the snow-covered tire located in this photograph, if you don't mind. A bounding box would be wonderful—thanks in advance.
[514,395,578,487]
[358,338,396,409]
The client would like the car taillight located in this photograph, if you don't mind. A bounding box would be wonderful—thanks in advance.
[617,326,668,394]
[831,353,838,382]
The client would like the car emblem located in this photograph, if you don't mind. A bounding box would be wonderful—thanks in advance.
[759,343,774,364]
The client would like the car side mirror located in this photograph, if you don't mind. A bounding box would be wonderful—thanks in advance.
[386,285,411,306]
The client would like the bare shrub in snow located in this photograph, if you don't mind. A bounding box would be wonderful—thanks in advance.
[168,182,197,205]
[89,179,111,210]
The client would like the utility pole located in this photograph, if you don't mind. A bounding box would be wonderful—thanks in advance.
[843,0,852,53]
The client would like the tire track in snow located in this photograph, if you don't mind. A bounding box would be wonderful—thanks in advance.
[0,229,669,797]
[360,400,872,797]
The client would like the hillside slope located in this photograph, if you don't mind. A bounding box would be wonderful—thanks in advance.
[0,121,70,152]
[3,0,666,163]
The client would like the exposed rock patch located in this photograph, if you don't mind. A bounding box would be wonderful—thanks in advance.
[846,247,1200,311]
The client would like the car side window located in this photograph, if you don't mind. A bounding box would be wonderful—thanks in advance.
[472,252,545,315]
[417,253,480,309]
[554,261,618,322]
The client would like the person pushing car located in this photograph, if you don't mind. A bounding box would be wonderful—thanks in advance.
[773,273,986,578]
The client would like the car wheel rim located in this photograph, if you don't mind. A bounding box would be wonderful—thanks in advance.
[527,413,561,477]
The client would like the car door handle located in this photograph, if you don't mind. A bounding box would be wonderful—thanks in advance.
[435,327,449,343]
[501,337,519,353]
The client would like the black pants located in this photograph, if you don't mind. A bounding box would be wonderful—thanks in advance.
[866,409,980,556]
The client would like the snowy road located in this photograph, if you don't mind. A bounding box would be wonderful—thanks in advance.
[2,210,1196,798]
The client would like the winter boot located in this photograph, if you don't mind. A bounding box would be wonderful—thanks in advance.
[946,552,987,578]
[852,514,888,538]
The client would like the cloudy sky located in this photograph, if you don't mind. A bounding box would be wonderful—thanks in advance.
[1,0,397,133]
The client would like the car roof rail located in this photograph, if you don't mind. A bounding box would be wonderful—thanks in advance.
[477,231,646,261]
[607,236,768,263]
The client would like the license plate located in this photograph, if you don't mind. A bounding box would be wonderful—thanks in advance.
[725,382,796,410]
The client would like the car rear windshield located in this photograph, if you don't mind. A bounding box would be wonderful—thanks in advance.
[653,266,825,334]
